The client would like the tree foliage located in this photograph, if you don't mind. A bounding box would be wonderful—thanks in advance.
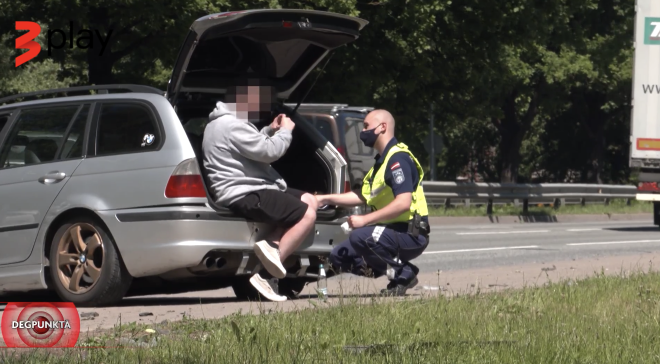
[0,0,635,184]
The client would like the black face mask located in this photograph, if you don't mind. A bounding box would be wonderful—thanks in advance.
[359,124,382,148]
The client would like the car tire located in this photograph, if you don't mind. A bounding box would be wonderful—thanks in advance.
[278,277,312,299]
[231,276,263,301]
[48,217,132,307]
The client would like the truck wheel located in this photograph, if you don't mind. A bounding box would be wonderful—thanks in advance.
[49,217,132,307]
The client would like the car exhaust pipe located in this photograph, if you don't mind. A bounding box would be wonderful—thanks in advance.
[215,257,226,269]
[204,257,215,269]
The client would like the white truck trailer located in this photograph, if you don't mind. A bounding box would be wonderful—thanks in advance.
[631,0,660,225]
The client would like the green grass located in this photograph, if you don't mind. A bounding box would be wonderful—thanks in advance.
[5,269,660,363]
[429,198,653,217]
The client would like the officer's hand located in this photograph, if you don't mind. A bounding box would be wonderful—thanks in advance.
[280,115,296,131]
[348,215,367,229]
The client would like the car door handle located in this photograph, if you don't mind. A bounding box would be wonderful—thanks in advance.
[38,171,67,184]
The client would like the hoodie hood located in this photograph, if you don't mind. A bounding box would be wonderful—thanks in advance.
[209,101,236,121]
[208,101,273,125]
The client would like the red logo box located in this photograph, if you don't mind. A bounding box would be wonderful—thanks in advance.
[1,302,80,348]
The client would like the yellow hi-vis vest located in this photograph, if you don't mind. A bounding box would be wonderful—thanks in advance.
[361,143,429,224]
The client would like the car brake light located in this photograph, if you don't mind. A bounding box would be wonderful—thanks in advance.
[283,21,293,28]
[638,182,660,192]
[165,158,207,198]
[337,146,347,158]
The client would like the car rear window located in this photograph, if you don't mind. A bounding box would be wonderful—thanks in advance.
[96,103,160,156]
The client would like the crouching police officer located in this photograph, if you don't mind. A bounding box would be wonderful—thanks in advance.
[316,109,430,296]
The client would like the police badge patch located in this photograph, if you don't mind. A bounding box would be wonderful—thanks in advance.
[392,168,405,184]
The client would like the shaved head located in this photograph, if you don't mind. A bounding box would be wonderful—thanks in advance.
[362,109,396,153]
[365,109,395,132]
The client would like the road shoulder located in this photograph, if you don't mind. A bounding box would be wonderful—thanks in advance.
[68,251,660,333]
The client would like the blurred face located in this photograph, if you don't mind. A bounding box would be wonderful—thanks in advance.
[234,84,274,121]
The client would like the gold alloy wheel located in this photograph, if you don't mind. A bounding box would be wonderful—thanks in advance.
[55,223,104,294]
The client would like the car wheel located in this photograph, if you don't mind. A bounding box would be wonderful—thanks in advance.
[278,277,312,299]
[231,276,263,301]
[49,217,132,307]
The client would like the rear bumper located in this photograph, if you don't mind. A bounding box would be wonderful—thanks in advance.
[97,205,348,278]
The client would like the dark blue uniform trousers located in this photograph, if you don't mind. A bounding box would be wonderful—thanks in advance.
[329,226,428,285]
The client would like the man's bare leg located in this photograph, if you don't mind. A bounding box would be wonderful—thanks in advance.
[253,193,318,279]
[269,227,286,245]
[277,193,318,260]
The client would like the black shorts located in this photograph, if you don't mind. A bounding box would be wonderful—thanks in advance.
[229,188,308,228]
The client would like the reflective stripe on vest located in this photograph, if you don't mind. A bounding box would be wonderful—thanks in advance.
[361,143,429,224]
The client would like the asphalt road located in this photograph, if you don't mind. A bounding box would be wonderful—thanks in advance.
[3,218,660,333]
[417,219,660,272]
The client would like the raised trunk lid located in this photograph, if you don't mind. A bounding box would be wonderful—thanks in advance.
[166,9,368,105]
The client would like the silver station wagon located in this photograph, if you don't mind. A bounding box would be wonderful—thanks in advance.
[0,9,368,306]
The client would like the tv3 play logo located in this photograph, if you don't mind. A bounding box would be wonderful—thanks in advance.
[15,21,113,67]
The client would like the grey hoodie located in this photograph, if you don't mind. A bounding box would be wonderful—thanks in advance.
[202,102,293,207]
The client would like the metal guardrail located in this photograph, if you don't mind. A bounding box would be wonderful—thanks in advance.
[421,182,638,213]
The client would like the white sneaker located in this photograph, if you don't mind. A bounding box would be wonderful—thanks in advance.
[249,273,287,302]
[254,240,287,279]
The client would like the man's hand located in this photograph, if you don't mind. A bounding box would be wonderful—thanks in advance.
[348,215,368,229]
[280,115,295,131]
[269,114,285,131]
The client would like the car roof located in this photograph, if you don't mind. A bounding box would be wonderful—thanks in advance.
[285,103,374,113]
[0,92,168,112]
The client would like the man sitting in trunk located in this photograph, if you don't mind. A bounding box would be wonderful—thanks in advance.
[202,78,318,302]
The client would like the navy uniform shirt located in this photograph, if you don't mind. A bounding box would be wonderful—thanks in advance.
[365,137,429,231]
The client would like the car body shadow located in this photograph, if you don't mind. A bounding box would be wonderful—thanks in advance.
[117,296,240,307]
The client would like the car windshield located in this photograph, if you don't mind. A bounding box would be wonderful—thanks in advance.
[342,114,376,156]
[301,114,335,143]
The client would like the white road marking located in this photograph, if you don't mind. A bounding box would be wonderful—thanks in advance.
[456,230,549,236]
[566,228,603,232]
[423,245,539,255]
[467,226,516,230]
[567,240,660,246]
